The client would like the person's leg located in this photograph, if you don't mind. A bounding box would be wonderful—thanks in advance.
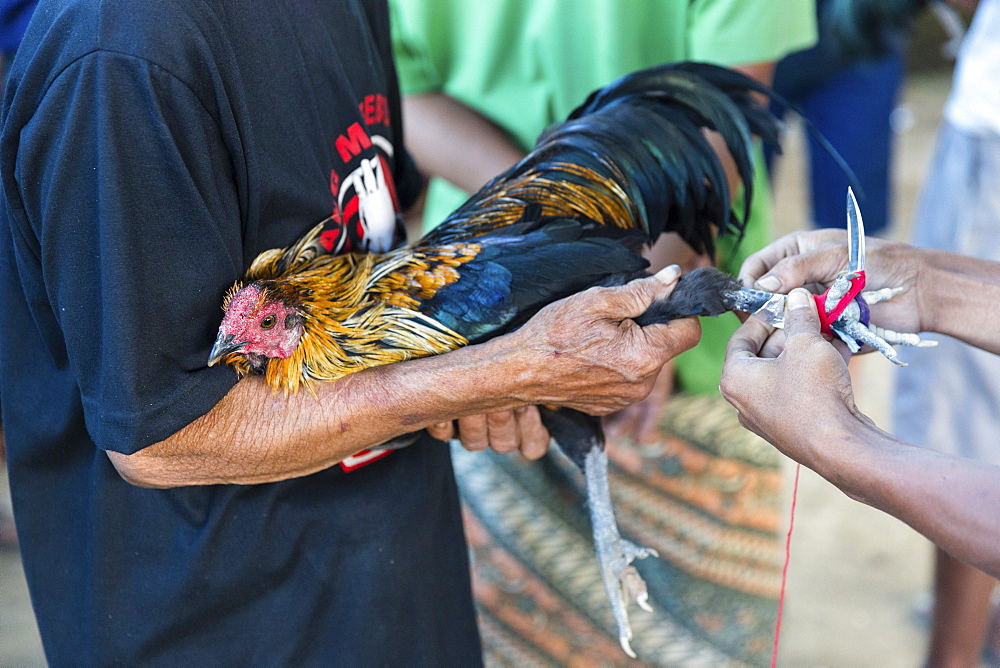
[927,548,998,668]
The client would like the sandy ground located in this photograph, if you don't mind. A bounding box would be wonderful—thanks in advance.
[0,70,955,666]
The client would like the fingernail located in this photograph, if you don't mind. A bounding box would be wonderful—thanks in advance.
[788,288,811,309]
[434,422,449,430]
[756,275,781,292]
[654,264,681,284]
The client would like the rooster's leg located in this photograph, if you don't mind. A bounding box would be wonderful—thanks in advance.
[538,407,657,658]
[583,445,658,658]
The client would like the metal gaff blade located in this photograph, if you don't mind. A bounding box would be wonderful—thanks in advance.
[847,187,865,274]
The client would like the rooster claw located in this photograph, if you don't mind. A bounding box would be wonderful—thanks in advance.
[605,543,658,657]
[584,447,657,659]
[621,564,656,612]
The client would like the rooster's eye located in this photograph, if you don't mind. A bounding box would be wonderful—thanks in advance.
[260,315,276,329]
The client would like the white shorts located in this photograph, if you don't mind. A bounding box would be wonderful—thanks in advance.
[892,121,1000,465]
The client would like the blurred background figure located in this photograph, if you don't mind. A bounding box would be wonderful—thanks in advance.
[892,1,1000,666]
[0,0,37,552]
[767,0,930,237]
[391,1,816,663]
[0,431,12,550]
[0,0,34,79]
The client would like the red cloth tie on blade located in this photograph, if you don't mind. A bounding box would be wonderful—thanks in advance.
[813,272,866,336]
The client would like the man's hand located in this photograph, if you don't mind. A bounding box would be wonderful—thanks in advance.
[603,363,673,445]
[739,230,927,336]
[720,289,872,467]
[502,265,701,415]
[427,407,550,460]
[434,265,699,457]
[723,290,1000,581]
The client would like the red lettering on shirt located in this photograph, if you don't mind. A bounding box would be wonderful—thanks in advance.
[359,94,390,126]
[335,122,372,162]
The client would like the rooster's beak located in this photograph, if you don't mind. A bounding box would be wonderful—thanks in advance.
[208,332,245,366]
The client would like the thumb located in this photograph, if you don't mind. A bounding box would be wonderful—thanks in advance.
[600,264,682,319]
[783,288,822,339]
[750,248,845,293]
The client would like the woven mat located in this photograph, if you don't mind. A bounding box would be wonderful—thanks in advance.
[452,393,785,667]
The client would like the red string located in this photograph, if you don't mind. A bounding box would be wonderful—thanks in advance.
[771,462,801,668]
[814,272,866,337]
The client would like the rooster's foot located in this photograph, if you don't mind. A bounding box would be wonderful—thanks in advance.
[829,289,938,366]
[584,447,657,658]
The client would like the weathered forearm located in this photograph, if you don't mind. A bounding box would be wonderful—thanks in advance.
[109,336,528,488]
[915,247,1000,353]
[812,421,1000,578]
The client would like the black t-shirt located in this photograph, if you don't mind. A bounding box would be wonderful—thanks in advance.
[0,0,480,664]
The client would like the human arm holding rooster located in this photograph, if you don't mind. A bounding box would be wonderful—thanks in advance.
[111,266,700,487]
[720,230,1000,577]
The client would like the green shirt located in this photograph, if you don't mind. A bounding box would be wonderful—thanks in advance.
[391,0,817,392]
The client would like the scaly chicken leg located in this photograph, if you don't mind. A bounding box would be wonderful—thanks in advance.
[584,446,658,658]
[536,407,656,657]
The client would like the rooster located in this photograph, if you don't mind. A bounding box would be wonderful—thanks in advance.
[209,62,780,656]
